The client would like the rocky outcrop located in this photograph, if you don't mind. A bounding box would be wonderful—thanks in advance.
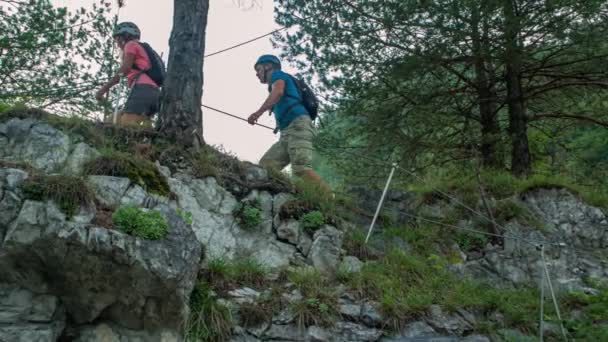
[0,173,201,339]
[0,118,96,174]
[461,188,608,292]
[1,117,606,341]
[347,186,417,226]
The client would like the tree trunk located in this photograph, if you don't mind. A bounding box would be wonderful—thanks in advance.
[472,1,502,169]
[503,0,531,177]
[158,0,209,147]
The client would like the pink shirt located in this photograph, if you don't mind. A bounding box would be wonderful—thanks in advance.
[123,40,158,88]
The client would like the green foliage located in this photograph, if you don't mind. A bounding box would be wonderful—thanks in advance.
[293,178,336,217]
[412,168,608,211]
[494,199,545,230]
[112,206,168,240]
[0,101,13,112]
[190,145,219,179]
[276,0,608,185]
[342,229,378,261]
[300,210,325,233]
[454,231,489,252]
[1,0,117,114]
[205,258,268,291]
[287,267,339,327]
[382,225,445,255]
[344,248,550,331]
[186,281,233,342]
[21,175,92,218]
[83,150,171,197]
[176,208,193,225]
[563,280,608,340]
[233,199,262,230]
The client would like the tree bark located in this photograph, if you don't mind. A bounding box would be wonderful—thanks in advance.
[503,0,531,177]
[472,0,502,169]
[158,0,209,147]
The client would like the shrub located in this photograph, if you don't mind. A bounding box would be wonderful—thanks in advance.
[21,175,93,218]
[112,205,168,240]
[300,210,325,233]
[233,199,262,230]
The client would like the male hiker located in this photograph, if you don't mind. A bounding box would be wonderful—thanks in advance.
[95,22,162,127]
[248,54,328,189]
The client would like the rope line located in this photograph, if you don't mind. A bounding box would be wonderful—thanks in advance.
[204,26,288,58]
[539,263,545,342]
[202,104,275,131]
[540,246,569,341]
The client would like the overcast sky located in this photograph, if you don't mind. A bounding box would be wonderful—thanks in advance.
[52,0,292,163]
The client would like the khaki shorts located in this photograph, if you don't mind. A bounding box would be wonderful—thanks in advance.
[260,115,313,174]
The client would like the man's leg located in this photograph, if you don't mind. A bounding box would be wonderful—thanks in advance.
[285,115,330,191]
[260,138,290,171]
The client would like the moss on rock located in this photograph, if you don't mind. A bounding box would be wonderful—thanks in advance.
[83,150,171,197]
[21,174,93,218]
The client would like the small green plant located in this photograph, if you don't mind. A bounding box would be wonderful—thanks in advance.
[176,208,193,225]
[21,175,93,218]
[233,199,262,230]
[112,205,168,240]
[300,210,325,233]
[186,281,233,341]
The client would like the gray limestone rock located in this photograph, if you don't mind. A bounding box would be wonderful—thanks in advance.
[0,200,201,334]
[87,176,131,208]
[308,225,344,274]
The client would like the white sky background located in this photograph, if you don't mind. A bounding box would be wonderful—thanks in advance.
[52,0,294,163]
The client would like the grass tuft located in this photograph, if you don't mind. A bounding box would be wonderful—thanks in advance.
[185,281,233,342]
[21,174,93,218]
